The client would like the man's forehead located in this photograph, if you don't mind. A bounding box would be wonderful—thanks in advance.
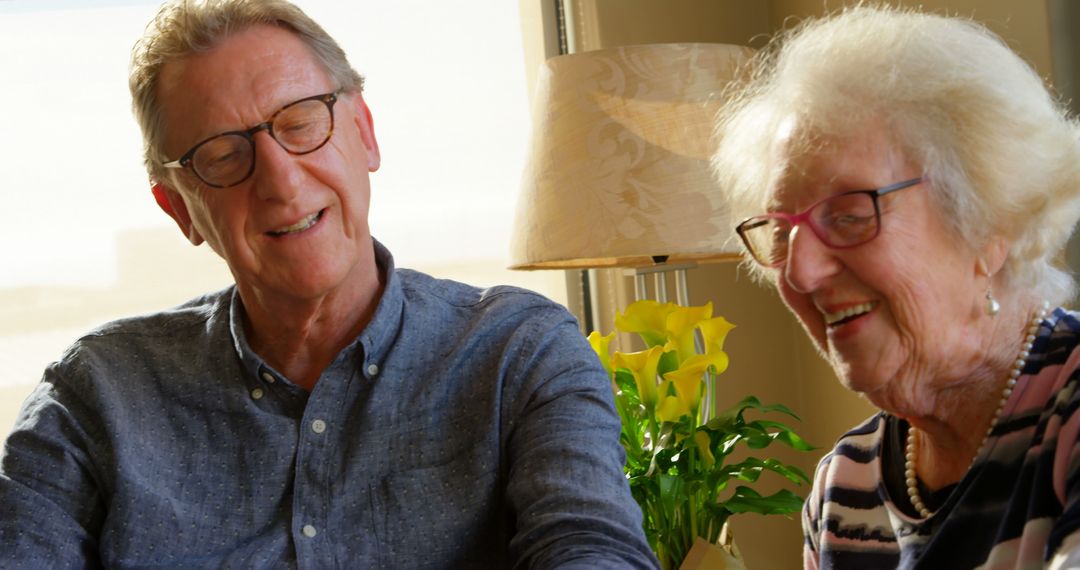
[156,24,333,150]
[159,25,326,100]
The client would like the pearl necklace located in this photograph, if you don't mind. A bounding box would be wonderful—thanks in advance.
[904,301,1050,519]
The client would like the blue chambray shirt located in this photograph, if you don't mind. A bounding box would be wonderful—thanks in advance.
[0,242,657,569]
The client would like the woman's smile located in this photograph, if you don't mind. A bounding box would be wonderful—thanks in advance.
[824,301,877,328]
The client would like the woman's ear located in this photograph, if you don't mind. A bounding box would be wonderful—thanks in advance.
[977,236,1009,277]
[152,181,204,246]
[351,93,381,172]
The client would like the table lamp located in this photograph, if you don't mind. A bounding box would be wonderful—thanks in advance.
[509,43,752,305]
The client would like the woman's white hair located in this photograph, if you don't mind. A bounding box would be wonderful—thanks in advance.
[713,4,1080,305]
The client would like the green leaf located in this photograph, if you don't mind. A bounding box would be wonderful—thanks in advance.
[751,419,796,431]
[777,459,812,483]
[713,433,741,458]
[705,467,733,491]
[748,401,802,420]
[657,473,686,517]
[706,398,753,431]
[614,369,640,402]
[736,465,764,482]
[724,486,805,516]
[709,395,805,431]
[750,420,815,451]
[745,432,773,449]
[761,458,812,485]
[728,457,812,486]
[773,429,815,452]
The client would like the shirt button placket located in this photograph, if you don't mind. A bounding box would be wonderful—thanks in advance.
[298,420,328,560]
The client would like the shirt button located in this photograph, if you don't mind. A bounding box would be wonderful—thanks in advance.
[311,419,327,434]
[367,363,379,377]
[260,371,275,384]
[302,524,317,538]
[251,388,264,400]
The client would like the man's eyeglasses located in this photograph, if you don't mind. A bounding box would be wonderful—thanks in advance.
[735,177,923,267]
[162,91,340,188]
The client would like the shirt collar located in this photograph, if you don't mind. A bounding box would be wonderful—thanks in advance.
[356,239,405,375]
[227,238,405,385]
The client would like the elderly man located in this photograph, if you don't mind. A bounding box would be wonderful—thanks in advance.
[0,1,656,568]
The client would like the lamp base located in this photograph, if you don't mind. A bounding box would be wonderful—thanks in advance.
[623,262,697,304]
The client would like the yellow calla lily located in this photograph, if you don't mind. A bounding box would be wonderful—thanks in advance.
[656,394,692,423]
[612,345,664,409]
[586,331,615,378]
[699,315,736,358]
[615,300,677,348]
[663,302,713,362]
[662,363,707,413]
[679,349,730,378]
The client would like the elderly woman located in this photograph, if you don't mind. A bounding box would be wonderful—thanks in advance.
[713,6,1080,569]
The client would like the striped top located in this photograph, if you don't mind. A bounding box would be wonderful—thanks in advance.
[803,308,1080,569]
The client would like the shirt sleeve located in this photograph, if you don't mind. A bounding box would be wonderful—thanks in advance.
[1046,344,1080,562]
[0,365,105,568]
[801,452,830,570]
[500,310,659,569]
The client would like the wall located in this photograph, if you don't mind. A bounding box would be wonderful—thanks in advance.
[768,0,1052,75]
[1048,0,1080,282]
[518,1,1058,567]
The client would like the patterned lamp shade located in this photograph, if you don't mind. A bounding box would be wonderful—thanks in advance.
[509,43,753,269]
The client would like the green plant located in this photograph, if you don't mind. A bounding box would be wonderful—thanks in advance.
[588,300,813,569]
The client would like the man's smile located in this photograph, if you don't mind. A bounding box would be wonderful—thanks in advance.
[268,209,324,236]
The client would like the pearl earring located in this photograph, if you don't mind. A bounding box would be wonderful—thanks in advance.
[985,288,1001,316]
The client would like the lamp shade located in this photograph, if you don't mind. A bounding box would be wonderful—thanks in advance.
[509,43,752,270]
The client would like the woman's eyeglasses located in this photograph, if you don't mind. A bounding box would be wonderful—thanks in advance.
[735,177,923,267]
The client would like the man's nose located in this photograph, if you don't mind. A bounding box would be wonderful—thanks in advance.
[251,130,303,202]
[783,224,842,293]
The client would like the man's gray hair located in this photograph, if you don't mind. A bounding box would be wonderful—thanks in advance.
[130,0,364,183]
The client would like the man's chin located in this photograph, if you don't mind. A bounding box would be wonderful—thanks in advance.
[238,269,347,303]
